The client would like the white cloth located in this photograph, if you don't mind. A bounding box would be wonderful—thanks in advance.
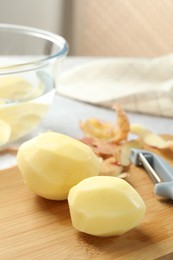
[58,55,173,117]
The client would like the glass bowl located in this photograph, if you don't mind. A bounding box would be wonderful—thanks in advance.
[0,24,68,152]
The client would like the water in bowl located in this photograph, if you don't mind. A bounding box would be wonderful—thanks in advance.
[0,69,55,148]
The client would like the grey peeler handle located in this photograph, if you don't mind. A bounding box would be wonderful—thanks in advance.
[154,181,173,200]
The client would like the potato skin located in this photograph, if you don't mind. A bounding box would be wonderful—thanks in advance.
[68,176,146,237]
[17,132,100,200]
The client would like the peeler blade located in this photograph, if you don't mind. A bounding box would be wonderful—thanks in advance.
[130,148,173,200]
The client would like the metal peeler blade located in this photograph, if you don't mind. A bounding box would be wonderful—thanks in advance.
[130,148,173,200]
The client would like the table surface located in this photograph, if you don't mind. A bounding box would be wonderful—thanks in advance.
[1,57,173,260]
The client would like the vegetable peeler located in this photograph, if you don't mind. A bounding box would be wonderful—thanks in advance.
[130,148,173,200]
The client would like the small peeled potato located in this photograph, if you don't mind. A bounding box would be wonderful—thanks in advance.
[17,132,100,200]
[68,176,146,237]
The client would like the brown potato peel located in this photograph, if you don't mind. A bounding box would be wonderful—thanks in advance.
[131,124,173,151]
[80,104,140,178]
[80,104,172,178]
[80,104,130,143]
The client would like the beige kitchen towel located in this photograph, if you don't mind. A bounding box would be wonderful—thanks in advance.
[58,55,173,117]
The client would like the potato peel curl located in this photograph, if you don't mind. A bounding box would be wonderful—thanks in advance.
[80,103,130,143]
[80,104,171,178]
[80,104,136,178]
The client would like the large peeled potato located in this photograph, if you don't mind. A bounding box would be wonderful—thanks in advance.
[68,176,146,237]
[17,132,100,200]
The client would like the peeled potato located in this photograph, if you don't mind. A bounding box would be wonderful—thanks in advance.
[0,76,33,100]
[68,176,146,237]
[0,119,11,145]
[17,132,100,200]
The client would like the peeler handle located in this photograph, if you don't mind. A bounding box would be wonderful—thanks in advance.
[154,181,173,200]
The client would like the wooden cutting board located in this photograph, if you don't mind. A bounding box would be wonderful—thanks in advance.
[0,140,173,260]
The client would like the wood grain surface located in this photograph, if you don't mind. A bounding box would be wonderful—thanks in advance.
[0,139,173,260]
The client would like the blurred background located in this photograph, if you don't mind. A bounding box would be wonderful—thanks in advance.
[1,0,173,57]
